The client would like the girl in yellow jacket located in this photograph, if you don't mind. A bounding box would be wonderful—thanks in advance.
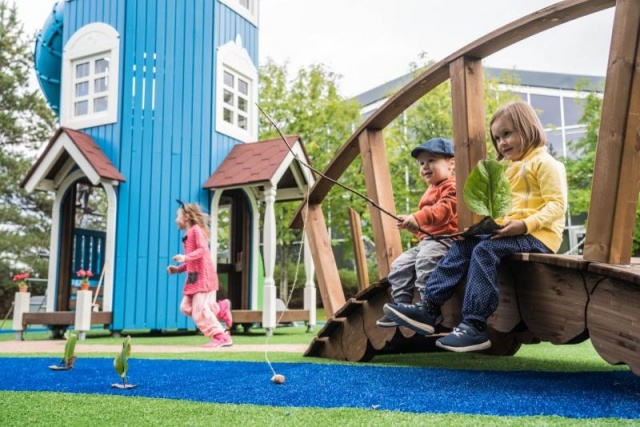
[384,101,566,352]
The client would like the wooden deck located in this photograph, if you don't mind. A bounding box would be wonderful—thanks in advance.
[305,255,640,376]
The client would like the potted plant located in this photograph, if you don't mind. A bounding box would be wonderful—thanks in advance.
[13,272,30,292]
[76,269,93,291]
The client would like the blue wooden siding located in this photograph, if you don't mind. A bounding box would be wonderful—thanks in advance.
[63,0,258,331]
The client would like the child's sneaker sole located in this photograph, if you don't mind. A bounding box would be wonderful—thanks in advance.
[383,305,440,336]
[435,339,490,352]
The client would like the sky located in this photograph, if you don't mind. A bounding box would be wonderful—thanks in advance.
[15,0,615,97]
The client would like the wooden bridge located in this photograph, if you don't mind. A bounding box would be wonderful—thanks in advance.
[297,0,640,375]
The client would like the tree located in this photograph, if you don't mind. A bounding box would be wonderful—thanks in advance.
[0,1,57,316]
[382,56,520,250]
[563,89,640,256]
[258,59,361,298]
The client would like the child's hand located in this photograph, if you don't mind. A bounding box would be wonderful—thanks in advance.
[172,254,186,263]
[400,215,419,232]
[167,265,180,275]
[491,220,526,239]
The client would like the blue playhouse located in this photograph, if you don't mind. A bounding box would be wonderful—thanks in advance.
[19,0,316,337]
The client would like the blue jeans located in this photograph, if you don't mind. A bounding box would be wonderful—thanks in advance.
[423,234,550,322]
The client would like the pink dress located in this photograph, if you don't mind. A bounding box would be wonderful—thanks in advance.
[176,224,224,337]
[177,224,219,295]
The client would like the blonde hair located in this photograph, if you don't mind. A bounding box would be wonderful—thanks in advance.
[180,203,210,239]
[490,101,547,160]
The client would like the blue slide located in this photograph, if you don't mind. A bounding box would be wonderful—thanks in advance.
[33,0,64,116]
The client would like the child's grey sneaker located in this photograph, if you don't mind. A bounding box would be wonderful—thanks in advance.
[435,321,491,352]
[383,302,442,335]
[376,314,398,328]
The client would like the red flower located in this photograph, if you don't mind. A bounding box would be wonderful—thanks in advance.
[76,269,93,283]
[12,272,30,287]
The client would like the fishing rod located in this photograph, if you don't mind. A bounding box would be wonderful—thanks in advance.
[256,103,451,249]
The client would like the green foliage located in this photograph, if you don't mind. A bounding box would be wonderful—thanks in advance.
[563,89,640,255]
[258,59,362,286]
[63,332,78,365]
[0,1,56,318]
[113,335,132,384]
[383,56,520,249]
[463,160,511,218]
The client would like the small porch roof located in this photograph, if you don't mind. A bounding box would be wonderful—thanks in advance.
[203,136,314,201]
[21,127,125,193]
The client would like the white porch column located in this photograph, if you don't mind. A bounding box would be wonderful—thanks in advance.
[13,292,30,341]
[303,234,317,330]
[262,184,277,333]
[74,289,92,340]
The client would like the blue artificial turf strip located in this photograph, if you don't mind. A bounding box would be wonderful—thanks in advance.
[1,358,639,419]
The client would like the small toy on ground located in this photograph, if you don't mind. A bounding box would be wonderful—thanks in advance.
[111,335,136,389]
[48,332,78,370]
[271,374,285,384]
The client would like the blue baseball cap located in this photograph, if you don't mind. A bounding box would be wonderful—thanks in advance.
[411,137,455,158]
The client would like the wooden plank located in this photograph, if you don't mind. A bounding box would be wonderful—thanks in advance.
[584,0,640,264]
[588,277,640,375]
[610,25,640,262]
[587,258,640,286]
[290,0,615,229]
[304,204,346,316]
[22,311,113,327]
[230,310,310,324]
[512,261,588,344]
[362,293,396,351]
[510,253,591,270]
[354,278,390,300]
[348,208,369,292]
[316,317,346,338]
[487,264,521,333]
[357,129,403,277]
[340,310,375,362]
[449,56,487,230]
[334,298,364,318]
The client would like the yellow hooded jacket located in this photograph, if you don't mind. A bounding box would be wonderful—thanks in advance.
[499,146,567,253]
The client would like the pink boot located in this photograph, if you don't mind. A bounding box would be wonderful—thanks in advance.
[217,299,233,329]
[203,331,233,349]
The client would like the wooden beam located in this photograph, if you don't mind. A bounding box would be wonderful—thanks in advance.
[303,204,346,316]
[290,0,615,229]
[348,208,369,292]
[449,56,487,230]
[357,129,402,278]
[584,0,640,264]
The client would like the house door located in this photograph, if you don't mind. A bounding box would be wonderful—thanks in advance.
[56,182,107,311]
[217,189,251,310]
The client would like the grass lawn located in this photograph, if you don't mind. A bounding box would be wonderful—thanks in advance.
[0,318,636,426]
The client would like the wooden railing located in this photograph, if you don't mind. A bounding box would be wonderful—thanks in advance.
[290,0,640,316]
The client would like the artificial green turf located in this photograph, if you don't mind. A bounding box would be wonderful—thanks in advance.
[0,392,635,427]
[0,324,635,426]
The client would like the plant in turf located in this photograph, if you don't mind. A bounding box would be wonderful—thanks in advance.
[112,335,136,389]
[49,332,78,370]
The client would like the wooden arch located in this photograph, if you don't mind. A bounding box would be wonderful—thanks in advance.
[298,0,640,372]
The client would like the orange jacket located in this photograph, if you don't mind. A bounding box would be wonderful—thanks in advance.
[412,176,458,239]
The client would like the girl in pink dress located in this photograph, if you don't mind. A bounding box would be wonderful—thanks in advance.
[167,202,233,348]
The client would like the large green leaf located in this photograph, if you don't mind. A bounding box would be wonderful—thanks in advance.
[463,160,512,219]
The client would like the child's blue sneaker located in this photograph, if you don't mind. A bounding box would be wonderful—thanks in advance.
[383,302,442,335]
[436,321,491,352]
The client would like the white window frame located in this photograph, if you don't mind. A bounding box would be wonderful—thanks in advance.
[215,35,258,142]
[219,0,259,26]
[61,23,120,129]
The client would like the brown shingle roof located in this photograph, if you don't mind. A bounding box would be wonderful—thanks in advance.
[21,127,125,190]
[203,136,307,189]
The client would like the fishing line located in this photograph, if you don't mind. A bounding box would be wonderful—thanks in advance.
[256,103,450,249]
